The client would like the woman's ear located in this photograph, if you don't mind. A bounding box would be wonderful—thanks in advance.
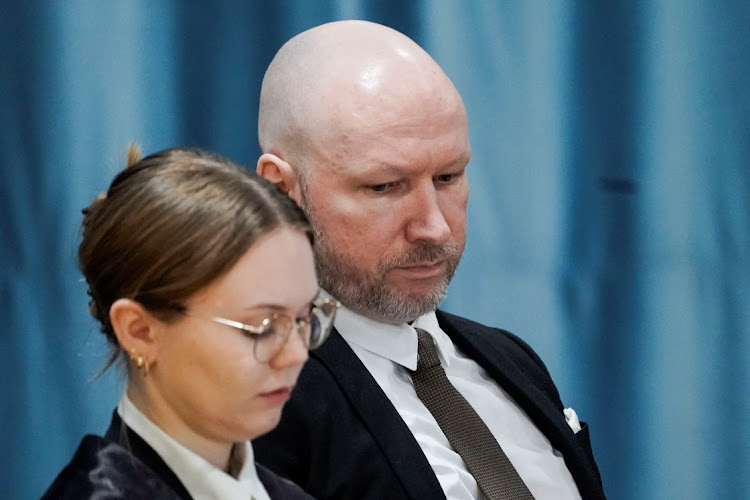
[257,153,302,203]
[109,298,159,369]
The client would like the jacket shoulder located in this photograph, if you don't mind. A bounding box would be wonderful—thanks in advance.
[42,435,184,499]
[435,309,564,410]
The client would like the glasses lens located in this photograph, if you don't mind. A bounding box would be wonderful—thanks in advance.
[254,315,292,362]
[296,318,312,348]
[251,293,339,361]
[308,314,322,348]
[309,295,340,350]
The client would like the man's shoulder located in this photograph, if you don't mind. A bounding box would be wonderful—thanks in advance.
[434,309,517,337]
[303,311,553,388]
[282,332,370,424]
[435,309,546,365]
[435,309,562,406]
[256,463,315,499]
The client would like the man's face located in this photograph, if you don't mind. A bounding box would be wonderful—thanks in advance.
[298,92,470,324]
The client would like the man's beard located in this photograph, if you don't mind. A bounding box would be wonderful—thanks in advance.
[300,188,463,324]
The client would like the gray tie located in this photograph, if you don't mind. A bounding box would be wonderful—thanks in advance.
[409,328,534,500]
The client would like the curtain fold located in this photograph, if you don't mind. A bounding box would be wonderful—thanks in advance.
[2,2,747,498]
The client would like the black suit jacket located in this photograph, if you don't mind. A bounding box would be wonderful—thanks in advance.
[42,411,313,499]
[254,310,605,499]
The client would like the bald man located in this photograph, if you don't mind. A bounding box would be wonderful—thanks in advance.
[253,21,605,500]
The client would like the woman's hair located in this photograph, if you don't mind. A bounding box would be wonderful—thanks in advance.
[79,144,312,371]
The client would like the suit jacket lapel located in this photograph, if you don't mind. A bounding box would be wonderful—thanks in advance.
[105,411,193,500]
[436,311,603,497]
[312,330,446,500]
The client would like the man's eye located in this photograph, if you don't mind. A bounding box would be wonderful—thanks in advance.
[369,183,391,192]
[435,174,457,183]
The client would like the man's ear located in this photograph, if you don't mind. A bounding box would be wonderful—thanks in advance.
[257,153,302,203]
[109,298,159,367]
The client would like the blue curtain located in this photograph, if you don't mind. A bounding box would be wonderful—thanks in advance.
[2,2,748,499]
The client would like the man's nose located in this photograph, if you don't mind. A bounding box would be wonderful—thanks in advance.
[405,184,451,245]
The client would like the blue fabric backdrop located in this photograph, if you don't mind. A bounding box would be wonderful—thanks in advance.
[1,1,748,499]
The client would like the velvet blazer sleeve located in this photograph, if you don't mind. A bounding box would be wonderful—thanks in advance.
[41,436,186,499]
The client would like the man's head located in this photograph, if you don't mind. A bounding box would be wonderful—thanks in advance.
[257,20,471,324]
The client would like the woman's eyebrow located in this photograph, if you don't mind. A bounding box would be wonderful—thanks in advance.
[241,303,287,312]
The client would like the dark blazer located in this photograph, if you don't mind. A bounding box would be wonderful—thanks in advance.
[42,411,313,499]
[254,310,606,500]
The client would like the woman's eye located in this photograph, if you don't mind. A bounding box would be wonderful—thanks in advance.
[249,321,276,338]
[238,317,270,333]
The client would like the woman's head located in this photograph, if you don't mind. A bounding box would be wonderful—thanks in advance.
[79,145,330,448]
[80,145,312,361]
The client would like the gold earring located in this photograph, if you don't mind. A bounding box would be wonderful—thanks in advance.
[138,356,150,376]
[130,350,149,376]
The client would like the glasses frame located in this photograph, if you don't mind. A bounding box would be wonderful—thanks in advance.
[189,290,340,363]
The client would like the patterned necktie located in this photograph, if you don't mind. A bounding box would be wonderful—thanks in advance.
[409,328,535,500]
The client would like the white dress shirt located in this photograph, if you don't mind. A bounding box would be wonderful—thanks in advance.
[335,307,581,500]
[118,393,271,500]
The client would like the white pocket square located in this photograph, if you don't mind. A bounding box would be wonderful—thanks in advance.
[564,407,582,433]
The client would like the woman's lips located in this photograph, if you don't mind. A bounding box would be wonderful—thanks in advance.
[259,387,292,404]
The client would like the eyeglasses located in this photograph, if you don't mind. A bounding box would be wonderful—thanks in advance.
[189,290,340,363]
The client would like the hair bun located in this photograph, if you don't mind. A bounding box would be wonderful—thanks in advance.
[81,191,107,217]
[127,141,142,168]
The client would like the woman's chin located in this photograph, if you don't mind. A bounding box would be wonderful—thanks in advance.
[243,409,284,441]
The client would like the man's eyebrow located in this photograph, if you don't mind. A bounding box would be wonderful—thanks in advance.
[452,151,471,167]
[354,163,408,178]
[353,151,471,178]
[439,151,471,170]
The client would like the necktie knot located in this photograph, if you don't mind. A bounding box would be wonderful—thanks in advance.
[415,328,441,371]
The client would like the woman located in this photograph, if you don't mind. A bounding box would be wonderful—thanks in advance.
[43,145,338,499]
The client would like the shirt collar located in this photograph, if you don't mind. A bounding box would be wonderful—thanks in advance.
[335,306,454,371]
[118,393,269,500]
